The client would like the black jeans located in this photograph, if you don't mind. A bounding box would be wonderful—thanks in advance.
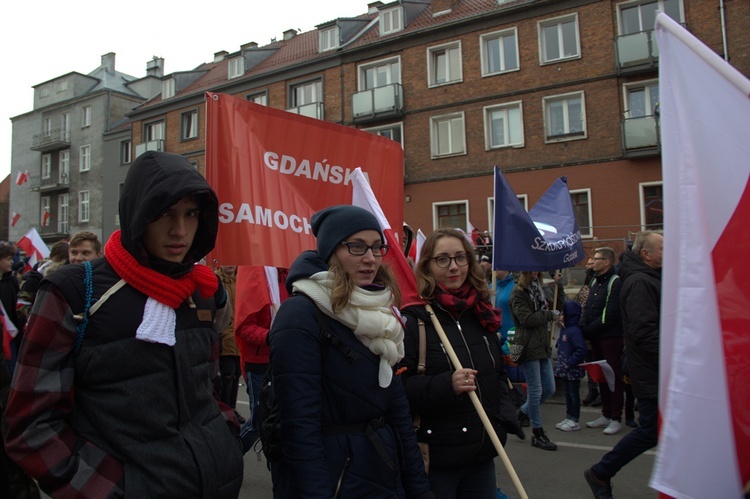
[593,397,658,479]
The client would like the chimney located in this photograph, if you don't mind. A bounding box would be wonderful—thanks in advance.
[368,1,384,14]
[283,29,298,41]
[101,52,116,72]
[214,50,228,62]
[432,0,460,14]
[241,42,258,50]
[146,56,164,78]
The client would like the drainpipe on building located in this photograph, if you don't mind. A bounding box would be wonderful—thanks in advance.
[719,0,729,61]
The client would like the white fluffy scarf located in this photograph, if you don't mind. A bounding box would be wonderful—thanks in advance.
[293,271,404,388]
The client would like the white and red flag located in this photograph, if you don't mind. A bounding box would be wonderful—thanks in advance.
[10,212,21,227]
[41,210,51,227]
[15,170,29,186]
[578,360,615,392]
[414,229,426,266]
[653,13,750,499]
[16,228,50,273]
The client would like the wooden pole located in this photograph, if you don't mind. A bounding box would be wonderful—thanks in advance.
[424,304,529,499]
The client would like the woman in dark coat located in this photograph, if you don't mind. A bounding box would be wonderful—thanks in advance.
[268,205,433,499]
[399,228,518,499]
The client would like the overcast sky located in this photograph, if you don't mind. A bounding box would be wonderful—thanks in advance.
[1,0,369,181]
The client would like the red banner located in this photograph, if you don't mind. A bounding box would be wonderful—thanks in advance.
[205,92,405,268]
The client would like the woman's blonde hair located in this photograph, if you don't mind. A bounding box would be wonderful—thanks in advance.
[517,271,538,289]
[327,254,402,313]
[415,228,489,301]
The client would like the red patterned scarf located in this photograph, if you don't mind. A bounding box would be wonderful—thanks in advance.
[105,230,218,308]
[433,282,502,332]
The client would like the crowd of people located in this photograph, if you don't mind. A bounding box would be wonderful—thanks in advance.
[0,151,663,499]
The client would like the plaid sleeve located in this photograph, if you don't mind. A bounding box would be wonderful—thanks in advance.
[3,283,125,498]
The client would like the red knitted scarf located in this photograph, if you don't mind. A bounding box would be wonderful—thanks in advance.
[105,230,218,308]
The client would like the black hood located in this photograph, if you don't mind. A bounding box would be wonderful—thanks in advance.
[119,151,219,269]
[285,250,328,294]
[618,249,661,282]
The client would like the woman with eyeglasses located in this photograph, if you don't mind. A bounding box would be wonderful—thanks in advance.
[267,205,434,499]
[398,228,519,499]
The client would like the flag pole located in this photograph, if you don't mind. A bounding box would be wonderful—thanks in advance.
[425,304,529,499]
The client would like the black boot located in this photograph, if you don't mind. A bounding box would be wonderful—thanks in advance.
[531,428,557,451]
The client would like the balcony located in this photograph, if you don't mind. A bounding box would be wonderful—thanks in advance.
[351,83,404,123]
[286,102,325,120]
[615,29,658,75]
[135,139,165,158]
[31,128,70,152]
[622,114,660,157]
[30,174,70,193]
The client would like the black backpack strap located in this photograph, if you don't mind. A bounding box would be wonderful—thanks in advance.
[292,292,358,363]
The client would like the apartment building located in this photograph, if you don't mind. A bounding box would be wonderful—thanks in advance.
[8,53,163,244]
[122,0,748,255]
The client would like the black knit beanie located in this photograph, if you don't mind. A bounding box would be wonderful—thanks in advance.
[311,205,384,263]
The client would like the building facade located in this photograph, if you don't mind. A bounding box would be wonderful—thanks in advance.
[9,53,163,244]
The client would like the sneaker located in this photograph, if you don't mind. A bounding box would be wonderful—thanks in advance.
[603,420,623,435]
[517,409,530,427]
[559,419,581,432]
[584,467,614,499]
[555,418,571,429]
[531,428,557,451]
[586,415,611,428]
[626,419,638,428]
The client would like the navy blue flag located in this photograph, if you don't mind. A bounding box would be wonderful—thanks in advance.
[492,167,584,271]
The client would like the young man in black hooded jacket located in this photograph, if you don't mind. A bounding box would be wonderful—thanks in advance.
[4,151,244,498]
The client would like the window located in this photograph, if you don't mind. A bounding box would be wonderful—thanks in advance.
[44,117,53,136]
[544,92,586,141]
[41,197,50,227]
[144,121,165,141]
[427,42,462,87]
[56,80,68,93]
[488,195,528,231]
[539,14,580,63]
[59,150,69,182]
[430,112,466,157]
[79,145,91,172]
[58,193,69,234]
[481,28,519,75]
[82,106,91,127]
[484,101,524,149]
[228,57,244,79]
[570,189,592,237]
[619,0,683,35]
[380,6,403,35]
[121,141,132,164]
[362,123,404,147]
[247,92,268,105]
[640,182,663,229]
[434,201,468,230]
[625,81,659,117]
[162,78,175,99]
[79,191,90,223]
[291,80,322,107]
[41,154,51,179]
[61,113,70,141]
[359,57,401,90]
[319,27,339,52]
[40,86,50,98]
[181,110,199,140]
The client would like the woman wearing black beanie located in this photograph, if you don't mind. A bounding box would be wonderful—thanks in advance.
[267,205,434,499]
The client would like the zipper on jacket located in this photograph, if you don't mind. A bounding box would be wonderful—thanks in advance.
[334,457,351,499]
[482,336,497,369]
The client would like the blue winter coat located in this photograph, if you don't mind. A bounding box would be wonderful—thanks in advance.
[268,251,432,499]
[554,301,588,381]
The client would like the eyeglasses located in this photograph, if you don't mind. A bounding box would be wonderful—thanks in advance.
[431,253,470,268]
[340,241,390,257]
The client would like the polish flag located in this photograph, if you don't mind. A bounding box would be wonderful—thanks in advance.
[42,210,51,227]
[351,168,422,307]
[652,14,750,499]
[16,228,50,273]
[467,220,478,248]
[10,212,21,227]
[578,360,615,392]
[15,170,29,186]
[413,229,426,266]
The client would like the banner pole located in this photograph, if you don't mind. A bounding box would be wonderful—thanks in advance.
[425,304,529,499]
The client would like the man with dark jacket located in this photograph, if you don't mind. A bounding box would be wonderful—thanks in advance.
[584,230,663,499]
[580,246,625,435]
[4,151,244,498]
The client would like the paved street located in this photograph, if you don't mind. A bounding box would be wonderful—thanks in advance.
[235,385,658,499]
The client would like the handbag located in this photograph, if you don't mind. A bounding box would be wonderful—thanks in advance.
[412,318,430,473]
[509,334,531,364]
